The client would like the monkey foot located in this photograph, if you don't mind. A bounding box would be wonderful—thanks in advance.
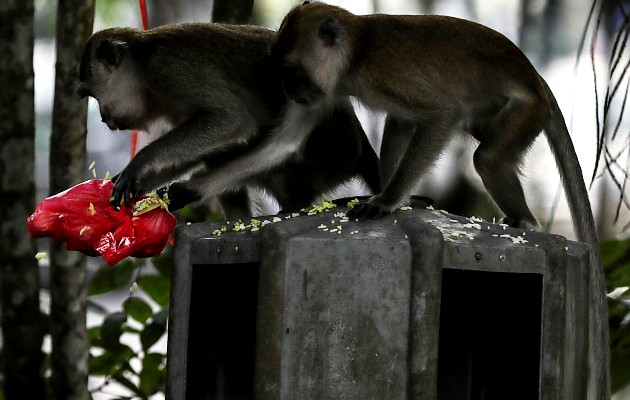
[347,201,391,221]
[500,217,541,231]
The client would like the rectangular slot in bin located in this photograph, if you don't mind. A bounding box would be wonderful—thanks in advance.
[186,262,259,400]
[437,269,543,400]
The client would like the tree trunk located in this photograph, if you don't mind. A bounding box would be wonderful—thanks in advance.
[48,1,95,399]
[0,1,46,399]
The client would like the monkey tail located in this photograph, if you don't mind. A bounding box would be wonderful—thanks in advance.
[543,82,611,400]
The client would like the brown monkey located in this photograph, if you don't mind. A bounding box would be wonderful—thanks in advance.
[76,22,380,219]
[269,2,608,398]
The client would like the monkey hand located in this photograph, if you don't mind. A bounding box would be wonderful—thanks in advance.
[156,182,202,212]
[111,167,143,208]
[346,199,391,220]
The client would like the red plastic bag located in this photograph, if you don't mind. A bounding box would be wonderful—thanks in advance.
[27,179,176,266]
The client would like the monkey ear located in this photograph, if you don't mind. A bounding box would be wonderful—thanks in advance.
[318,17,340,46]
[95,39,127,69]
[302,1,310,5]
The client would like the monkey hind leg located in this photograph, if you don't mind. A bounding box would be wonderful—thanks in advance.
[348,117,457,220]
[473,98,546,230]
[217,189,253,220]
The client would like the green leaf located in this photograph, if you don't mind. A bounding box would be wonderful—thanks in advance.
[140,310,169,351]
[139,353,166,395]
[111,371,144,398]
[88,259,137,296]
[137,275,170,307]
[601,239,630,268]
[87,326,101,347]
[101,312,128,354]
[123,297,153,324]
[151,244,173,278]
[88,353,116,376]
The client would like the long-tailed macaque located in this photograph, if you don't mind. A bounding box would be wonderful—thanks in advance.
[76,22,380,219]
[270,2,608,398]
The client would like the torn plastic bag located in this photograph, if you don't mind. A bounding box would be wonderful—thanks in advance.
[27,179,176,266]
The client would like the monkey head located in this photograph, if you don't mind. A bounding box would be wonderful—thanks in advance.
[76,28,149,131]
[272,2,355,105]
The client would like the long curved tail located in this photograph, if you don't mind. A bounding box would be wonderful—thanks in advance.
[543,81,610,399]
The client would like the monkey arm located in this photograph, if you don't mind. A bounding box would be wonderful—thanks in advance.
[182,103,330,200]
[111,108,258,206]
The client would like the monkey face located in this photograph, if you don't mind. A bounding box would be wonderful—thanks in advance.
[272,2,351,102]
[278,62,325,105]
[77,31,148,131]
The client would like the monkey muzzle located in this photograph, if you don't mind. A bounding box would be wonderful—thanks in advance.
[100,111,129,131]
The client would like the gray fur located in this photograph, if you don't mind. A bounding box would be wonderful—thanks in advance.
[78,22,381,218]
[272,3,609,399]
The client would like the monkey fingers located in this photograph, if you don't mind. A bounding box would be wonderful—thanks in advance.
[111,171,141,208]
[159,182,202,212]
[347,201,391,221]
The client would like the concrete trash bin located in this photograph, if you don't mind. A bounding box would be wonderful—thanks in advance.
[166,198,589,400]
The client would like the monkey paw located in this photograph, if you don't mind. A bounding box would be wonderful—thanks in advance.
[347,201,391,221]
[158,182,201,212]
[500,217,542,231]
[111,171,142,208]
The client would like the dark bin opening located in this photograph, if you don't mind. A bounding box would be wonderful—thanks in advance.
[186,262,259,400]
[437,269,543,400]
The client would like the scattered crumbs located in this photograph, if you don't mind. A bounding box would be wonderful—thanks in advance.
[35,252,48,260]
[535,244,539,247]
[462,223,482,230]
[261,220,272,227]
[186,222,191,225]
[272,217,282,223]
[305,198,337,215]
[92,169,97,178]
[451,232,461,237]
[444,237,454,242]
[88,202,96,216]
[130,282,138,293]
[468,236,474,240]
[347,198,360,208]
[232,220,247,231]
[393,219,397,225]
[88,161,96,170]
[492,234,498,237]
[251,227,259,232]
[449,219,459,223]
[439,209,448,214]
[318,224,327,229]
[404,234,409,239]
[291,212,300,218]
[350,230,359,235]
[334,212,346,218]
[330,228,338,233]
[79,225,91,235]
[284,215,292,219]
[399,206,412,211]
[499,234,528,244]
[426,205,435,210]
[565,246,569,251]
[104,171,111,180]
